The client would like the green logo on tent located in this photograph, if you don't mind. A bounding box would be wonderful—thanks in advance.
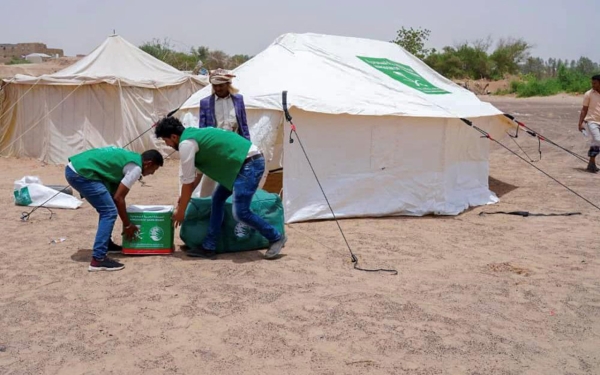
[357,56,449,95]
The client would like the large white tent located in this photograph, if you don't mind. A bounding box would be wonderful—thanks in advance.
[179,33,516,223]
[0,35,207,163]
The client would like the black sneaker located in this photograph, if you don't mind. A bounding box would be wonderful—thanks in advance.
[107,239,122,254]
[88,257,125,272]
[187,247,217,259]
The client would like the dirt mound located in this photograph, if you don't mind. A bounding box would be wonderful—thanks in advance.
[0,56,82,79]
[453,78,513,95]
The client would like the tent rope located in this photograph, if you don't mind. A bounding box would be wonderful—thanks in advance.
[460,118,600,212]
[154,84,176,110]
[504,114,588,163]
[0,77,42,122]
[16,79,185,221]
[0,82,84,157]
[0,77,16,91]
[281,91,398,275]
[410,94,597,213]
[116,79,135,149]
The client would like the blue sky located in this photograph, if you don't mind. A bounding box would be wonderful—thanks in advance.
[1,0,597,62]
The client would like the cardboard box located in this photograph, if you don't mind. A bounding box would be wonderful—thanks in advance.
[122,205,174,255]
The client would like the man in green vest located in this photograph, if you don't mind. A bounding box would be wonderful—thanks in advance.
[154,116,286,259]
[65,147,164,272]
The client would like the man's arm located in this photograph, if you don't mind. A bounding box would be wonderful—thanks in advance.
[192,172,203,190]
[113,184,131,227]
[579,93,591,131]
[177,172,203,203]
[173,140,200,226]
[579,106,589,131]
[113,164,142,239]
[113,183,137,239]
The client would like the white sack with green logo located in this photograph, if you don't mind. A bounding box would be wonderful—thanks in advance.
[13,176,82,209]
[179,33,517,223]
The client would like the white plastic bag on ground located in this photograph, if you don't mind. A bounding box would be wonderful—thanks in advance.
[13,176,83,209]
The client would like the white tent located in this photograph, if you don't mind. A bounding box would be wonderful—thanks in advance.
[179,33,516,223]
[24,53,51,63]
[0,35,207,163]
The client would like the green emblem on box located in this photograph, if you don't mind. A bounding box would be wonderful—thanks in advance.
[122,205,174,251]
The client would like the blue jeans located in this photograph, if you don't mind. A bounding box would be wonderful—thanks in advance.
[202,156,282,250]
[65,166,117,260]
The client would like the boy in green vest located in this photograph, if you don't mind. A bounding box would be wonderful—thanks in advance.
[65,147,164,272]
[154,116,286,259]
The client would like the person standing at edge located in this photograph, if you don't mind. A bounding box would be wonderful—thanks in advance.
[578,75,600,173]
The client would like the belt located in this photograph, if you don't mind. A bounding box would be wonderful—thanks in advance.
[243,153,263,165]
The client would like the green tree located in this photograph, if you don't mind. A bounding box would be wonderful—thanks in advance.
[575,57,598,76]
[454,40,491,79]
[391,26,431,59]
[521,57,546,79]
[191,46,209,62]
[204,50,230,70]
[140,38,173,62]
[425,47,466,78]
[229,54,251,69]
[140,38,202,71]
[489,37,531,78]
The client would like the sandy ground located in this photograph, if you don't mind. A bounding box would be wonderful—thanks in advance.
[0,57,81,79]
[1,95,600,375]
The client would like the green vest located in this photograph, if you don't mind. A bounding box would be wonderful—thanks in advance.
[69,147,142,193]
[179,127,252,190]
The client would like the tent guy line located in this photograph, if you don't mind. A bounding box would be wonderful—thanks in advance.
[0,82,84,157]
[504,113,588,164]
[0,77,40,123]
[19,101,185,222]
[460,118,600,212]
[507,133,541,163]
[281,90,398,275]
[403,77,598,214]
[505,121,542,163]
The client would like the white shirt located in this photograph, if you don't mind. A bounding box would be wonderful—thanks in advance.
[215,95,238,132]
[68,162,142,189]
[584,89,600,123]
[179,139,260,185]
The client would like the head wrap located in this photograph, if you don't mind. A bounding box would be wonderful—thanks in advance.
[209,68,236,85]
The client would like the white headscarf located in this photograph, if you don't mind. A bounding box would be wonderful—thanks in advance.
[209,68,236,85]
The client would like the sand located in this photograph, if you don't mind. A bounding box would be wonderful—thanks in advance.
[0,57,82,80]
[1,95,599,375]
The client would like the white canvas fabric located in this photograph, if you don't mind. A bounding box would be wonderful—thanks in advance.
[181,33,511,121]
[11,35,205,88]
[179,33,517,223]
[13,176,83,210]
[0,35,208,164]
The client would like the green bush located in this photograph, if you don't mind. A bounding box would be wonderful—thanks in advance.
[507,66,598,97]
[5,57,30,65]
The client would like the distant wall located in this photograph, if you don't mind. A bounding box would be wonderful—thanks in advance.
[0,43,64,63]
